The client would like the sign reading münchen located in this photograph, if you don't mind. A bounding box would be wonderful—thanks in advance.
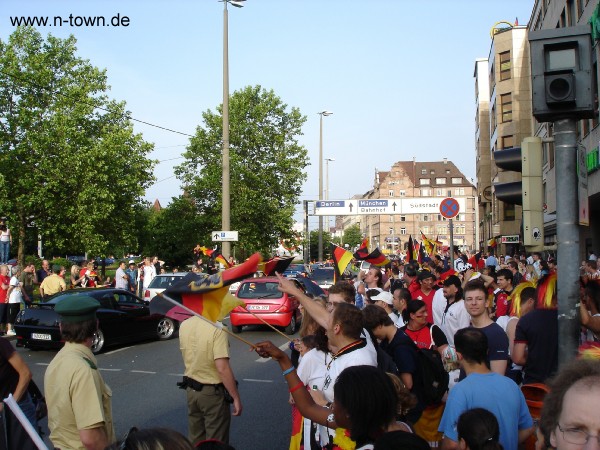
[313,197,467,216]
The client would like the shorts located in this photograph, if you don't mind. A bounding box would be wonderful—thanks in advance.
[7,303,20,324]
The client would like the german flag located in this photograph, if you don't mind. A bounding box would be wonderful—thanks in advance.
[364,247,390,267]
[420,231,434,257]
[353,238,370,260]
[406,235,415,263]
[331,243,353,281]
[214,252,232,269]
[262,255,294,276]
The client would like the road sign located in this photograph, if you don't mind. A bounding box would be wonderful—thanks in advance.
[313,197,466,216]
[211,231,239,242]
[439,197,460,219]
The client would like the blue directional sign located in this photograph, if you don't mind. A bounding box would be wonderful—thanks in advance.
[316,200,345,208]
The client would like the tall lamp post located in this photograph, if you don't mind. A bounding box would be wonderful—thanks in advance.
[325,157,335,233]
[221,0,245,259]
[318,111,333,262]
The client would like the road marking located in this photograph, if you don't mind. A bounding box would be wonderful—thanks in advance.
[35,363,49,366]
[255,342,291,363]
[130,370,157,374]
[243,378,274,383]
[104,346,134,355]
[98,368,122,372]
[167,373,185,377]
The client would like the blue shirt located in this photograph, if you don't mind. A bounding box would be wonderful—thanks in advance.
[439,372,533,450]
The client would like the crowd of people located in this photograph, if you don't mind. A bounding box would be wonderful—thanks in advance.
[2,247,600,449]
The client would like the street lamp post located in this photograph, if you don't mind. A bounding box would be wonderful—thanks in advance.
[325,157,335,233]
[318,111,333,262]
[221,0,245,259]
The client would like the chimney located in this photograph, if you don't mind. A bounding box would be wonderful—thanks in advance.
[443,158,448,164]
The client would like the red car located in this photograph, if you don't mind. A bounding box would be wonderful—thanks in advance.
[229,277,302,335]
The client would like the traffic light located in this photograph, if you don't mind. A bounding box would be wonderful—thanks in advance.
[493,137,544,250]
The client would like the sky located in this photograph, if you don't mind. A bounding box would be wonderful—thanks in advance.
[1,0,534,232]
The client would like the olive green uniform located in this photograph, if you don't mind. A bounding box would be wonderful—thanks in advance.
[45,344,114,450]
[179,316,231,444]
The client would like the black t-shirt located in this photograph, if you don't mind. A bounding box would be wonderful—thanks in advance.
[0,338,19,399]
[515,309,559,384]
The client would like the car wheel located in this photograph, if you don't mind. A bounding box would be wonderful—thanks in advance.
[230,323,242,334]
[157,318,176,340]
[91,329,105,354]
[284,314,296,335]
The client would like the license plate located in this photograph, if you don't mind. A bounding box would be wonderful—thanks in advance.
[247,305,269,311]
[31,333,52,341]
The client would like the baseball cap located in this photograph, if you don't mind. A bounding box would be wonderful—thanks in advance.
[129,259,135,264]
[371,291,393,305]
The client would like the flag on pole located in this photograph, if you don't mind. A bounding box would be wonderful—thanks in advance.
[331,243,353,282]
[420,231,434,257]
[262,255,294,276]
[406,235,415,263]
[151,253,260,322]
[353,238,370,260]
[363,247,390,267]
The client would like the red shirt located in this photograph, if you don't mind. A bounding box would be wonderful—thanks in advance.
[411,288,436,324]
[0,275,10,304]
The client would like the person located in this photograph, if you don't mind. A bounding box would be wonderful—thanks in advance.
[5,265,24,336]
[114,261,129,290]
[482,268,514,319]
[512,274,559,385]
[356,267,383,308]
[371,290,400,325]
[0,334,38,428]
[0,264,9,335]
[538,358,600,450]
[0,219,11,264]
[438,328,533,450]
[70,264,84,289]
[179,313,242,444]
[580,280,600,343]
[44,294,115,450]
[19,263,36,304]
[254,341,429,450]
[507,260,523,287]
[391,286,410,327]
[462,280,509,376]
[80,261,101,288]
[432,275,470,346]
[142,257,157,291]
[411,271,437,323]
[126,260,139,294]
[40,264,67,299]
[153,256,161,275]
[36,259,51,285]
[456,408,504,450]
[106,427,195,450]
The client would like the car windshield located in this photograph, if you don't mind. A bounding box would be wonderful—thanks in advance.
[286,264,306,272]
[148,275,184,289]
[237,282,283,299]
[311,269,334,283]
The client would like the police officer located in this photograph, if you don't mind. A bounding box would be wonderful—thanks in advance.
[179,315,242,445]
[44,295,115,450]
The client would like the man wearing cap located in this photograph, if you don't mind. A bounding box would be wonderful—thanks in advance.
[45,295,115,450]
[39,264,66,300]
[125,260,138,293]
[372,290,400,325]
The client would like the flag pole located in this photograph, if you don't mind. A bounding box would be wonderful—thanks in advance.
[156,292,258,349]
[240,307,293,342]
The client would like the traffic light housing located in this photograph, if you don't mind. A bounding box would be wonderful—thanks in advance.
[493,137,544,250]
[529,25,594,122]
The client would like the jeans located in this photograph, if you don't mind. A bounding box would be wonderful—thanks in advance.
[18,391,39,430]
[0,241,9,263]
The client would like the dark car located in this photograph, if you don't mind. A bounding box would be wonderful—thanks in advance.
[292,276,326,298]
[309,267,335,291]
[283,263,311,278]
[14,288,176,354]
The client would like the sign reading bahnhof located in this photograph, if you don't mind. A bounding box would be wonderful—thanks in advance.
[313,197,467,216]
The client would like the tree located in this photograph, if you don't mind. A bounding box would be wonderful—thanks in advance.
[175,85,308,256]
[309,230,332,262]
[0,28,155,263]
[343,224,363,249]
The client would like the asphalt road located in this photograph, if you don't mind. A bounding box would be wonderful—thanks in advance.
[12,322,297,450]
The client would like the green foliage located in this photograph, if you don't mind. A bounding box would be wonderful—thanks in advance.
[175,85,308,256]
[308,230,332,262]
[343,224,363,249]
[0,27,156,264]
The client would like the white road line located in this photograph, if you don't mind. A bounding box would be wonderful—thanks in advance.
[35,363,49,366]
[104,346,134,355]
[98,368,122,372]
[243,378,274,383]
[167,373,185,377]
[255,342,290,363]
[130,370,156,374]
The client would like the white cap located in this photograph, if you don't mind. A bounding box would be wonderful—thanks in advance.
[372,291,393,305]
[129,260,135,264]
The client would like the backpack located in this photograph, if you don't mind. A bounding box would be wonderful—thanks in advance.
[410,326,449,405]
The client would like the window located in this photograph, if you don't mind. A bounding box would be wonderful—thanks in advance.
[502,135,514,149]
[500,93,512,122]
[499,51,511,81]
[455,214,462,221]
[423,226,429,234]
[437,214,443,221]
[454,188,465,196]
[421,188,431,196]
[435,177,447,185]
[399,190,406,197]
[436,189,444,196]
[489,61,496,93]
[504,204,516,221]
[400,228,407,235]
[423,215,429,222]
[491,100,497,132]
[437,225,446,234]
[389,190,394,197]
[389,228,394,235]
[400,215,406,222]
[446,169,450,174]
[420,178,430,185]
[430,170,435,175]
[421,168,427,175]
[451,177,462,184]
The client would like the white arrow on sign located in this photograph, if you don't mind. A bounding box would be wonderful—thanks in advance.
[211,231,239,242]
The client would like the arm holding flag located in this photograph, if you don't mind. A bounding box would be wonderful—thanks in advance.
[276,273,329,329]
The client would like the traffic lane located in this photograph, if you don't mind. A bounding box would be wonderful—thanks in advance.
[15,325,298,449]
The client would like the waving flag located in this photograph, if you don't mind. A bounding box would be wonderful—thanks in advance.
[150,253,261,322]
[262,255,294,276]
[420,231,434,257]
[353,238,370,260]
[331,243,353,281]
[364,247,390,267]
[406,235,415,263]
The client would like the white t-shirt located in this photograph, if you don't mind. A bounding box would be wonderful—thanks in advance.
[115,267,128,290]
[0,228,10,242]
[435,295,471,346]
[8,276,22,304]
[432,288,447,327]
[297,348,328,389]
[142,265,156,289]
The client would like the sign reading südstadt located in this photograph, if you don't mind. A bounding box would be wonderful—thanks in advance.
[211,231,239,242]
[313,197,466,216]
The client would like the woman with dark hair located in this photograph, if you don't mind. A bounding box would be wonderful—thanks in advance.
[107,427,194,450]
[255,342,429,450]
[457,408,504,450]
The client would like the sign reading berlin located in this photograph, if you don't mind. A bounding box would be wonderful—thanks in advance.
[439,197,460,219]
